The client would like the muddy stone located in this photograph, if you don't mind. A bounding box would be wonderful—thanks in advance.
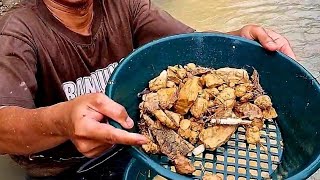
[0,0,20,16]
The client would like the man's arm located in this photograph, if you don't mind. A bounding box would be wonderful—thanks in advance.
[195,28,296,59]
[0,21,148,158]
[0,51,147,157]
[0,93,148,157]
[0,104,68,155]
[226,25,296,59]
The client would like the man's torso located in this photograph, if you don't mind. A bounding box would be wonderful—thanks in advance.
[0,0,194,176]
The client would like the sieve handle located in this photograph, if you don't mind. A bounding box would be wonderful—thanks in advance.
[129,147,193,180]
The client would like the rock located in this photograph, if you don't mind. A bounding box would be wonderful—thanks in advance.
[3,0,19,6]
[0,0,20,16]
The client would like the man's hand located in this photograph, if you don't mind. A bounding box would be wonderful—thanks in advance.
[61,93,148,158]
[228,25,296,60]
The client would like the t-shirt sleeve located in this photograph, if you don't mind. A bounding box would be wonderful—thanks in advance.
[0,33,37,109]
[129,0,196,47]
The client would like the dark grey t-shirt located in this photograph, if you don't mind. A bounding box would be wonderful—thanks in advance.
[0,0,195,176]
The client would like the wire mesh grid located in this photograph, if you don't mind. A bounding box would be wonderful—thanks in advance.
[134,119,283,180]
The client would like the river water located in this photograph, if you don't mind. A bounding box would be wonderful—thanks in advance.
[0,0,319,179]
[154,0,320,82]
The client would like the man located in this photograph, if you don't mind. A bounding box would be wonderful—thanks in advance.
[0,0,295,179]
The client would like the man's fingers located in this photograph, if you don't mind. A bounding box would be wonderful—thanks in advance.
[86,121,148,145]
[249,26,278,51]
[103,125,149,145]
[279,44,296,60]
[86,107,104,121]
[89,93,134,129]
[249,26,296,59]
[84,144,114,158]
[229,25,296,59]
[265,29,297,60]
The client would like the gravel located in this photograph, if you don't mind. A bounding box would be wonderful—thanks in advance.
[0,0,20,16]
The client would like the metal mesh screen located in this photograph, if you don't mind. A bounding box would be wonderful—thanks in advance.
[133,120,283,180]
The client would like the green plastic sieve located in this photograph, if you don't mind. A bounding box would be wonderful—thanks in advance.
[105,33,320,180]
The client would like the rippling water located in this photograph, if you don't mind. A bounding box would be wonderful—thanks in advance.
[154,0,320,82]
